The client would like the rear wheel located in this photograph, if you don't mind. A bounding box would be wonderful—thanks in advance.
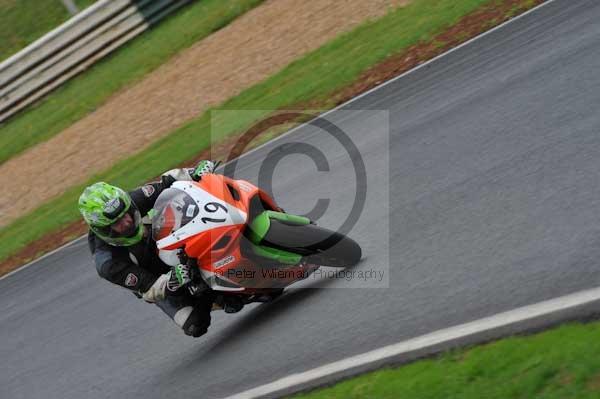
[262,220,362,267]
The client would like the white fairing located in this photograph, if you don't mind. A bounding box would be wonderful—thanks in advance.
[155,181,247,250]
[158,249,180,266]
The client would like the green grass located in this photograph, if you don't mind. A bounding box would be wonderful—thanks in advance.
[291,322,600,399]
[0,0,265,165]
[0,0,96,61]
[0,0,525,263]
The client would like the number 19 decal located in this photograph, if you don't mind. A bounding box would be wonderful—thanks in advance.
[202,202,228,224]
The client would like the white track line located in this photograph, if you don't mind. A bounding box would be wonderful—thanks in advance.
[2,0,556,278]
[225,286,600,399]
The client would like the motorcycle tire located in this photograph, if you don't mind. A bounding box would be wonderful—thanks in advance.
[262,220,362,267]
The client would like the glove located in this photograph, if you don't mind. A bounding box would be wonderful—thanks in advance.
[161,168,195,188]
[192,160,217,181]
[166,264,192,294]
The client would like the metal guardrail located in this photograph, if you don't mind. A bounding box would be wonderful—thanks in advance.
[0,0,191,124]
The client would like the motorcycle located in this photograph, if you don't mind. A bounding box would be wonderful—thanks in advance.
[151,172,362,312]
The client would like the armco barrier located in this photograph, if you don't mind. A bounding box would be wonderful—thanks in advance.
[0,0,191,124]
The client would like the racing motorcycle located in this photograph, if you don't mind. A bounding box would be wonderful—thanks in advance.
[151,172,362,312]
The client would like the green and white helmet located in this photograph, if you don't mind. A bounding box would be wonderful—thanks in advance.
[78,182,143,246]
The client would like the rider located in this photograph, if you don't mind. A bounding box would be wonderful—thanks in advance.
[78,160,217,337]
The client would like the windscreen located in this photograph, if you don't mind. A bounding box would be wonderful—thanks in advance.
[151,188,199,241]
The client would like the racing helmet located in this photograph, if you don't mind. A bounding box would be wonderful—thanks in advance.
[78,182,143,246]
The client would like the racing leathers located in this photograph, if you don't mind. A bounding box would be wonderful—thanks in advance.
[87,167,214,337]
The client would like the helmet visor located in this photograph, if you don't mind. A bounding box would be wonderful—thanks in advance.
[102,197,127,221]
[91,202,144,246]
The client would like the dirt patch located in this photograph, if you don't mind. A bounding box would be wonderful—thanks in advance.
[557,370,575,386]
[587,372,600,391]
[0,0,409,228]
[0,0,17,7]
[0,0,545,275]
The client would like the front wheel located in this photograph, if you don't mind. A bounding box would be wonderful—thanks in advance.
[262,221,362,267]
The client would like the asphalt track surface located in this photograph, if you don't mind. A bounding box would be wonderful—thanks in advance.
[3,1,600,397]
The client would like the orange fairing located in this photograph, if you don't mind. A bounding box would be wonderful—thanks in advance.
[184,224,243,262]
[156,174,280,269]
[196,174,254,210]
[196,174,279,211]
[157,175,261,251]
[162,175,257,259]
[150,173,325,293]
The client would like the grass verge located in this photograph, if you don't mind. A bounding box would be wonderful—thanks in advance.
[291,321,600,399]
[0,0,265,165]
[0,0,95,61]
[0,0,544,269]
